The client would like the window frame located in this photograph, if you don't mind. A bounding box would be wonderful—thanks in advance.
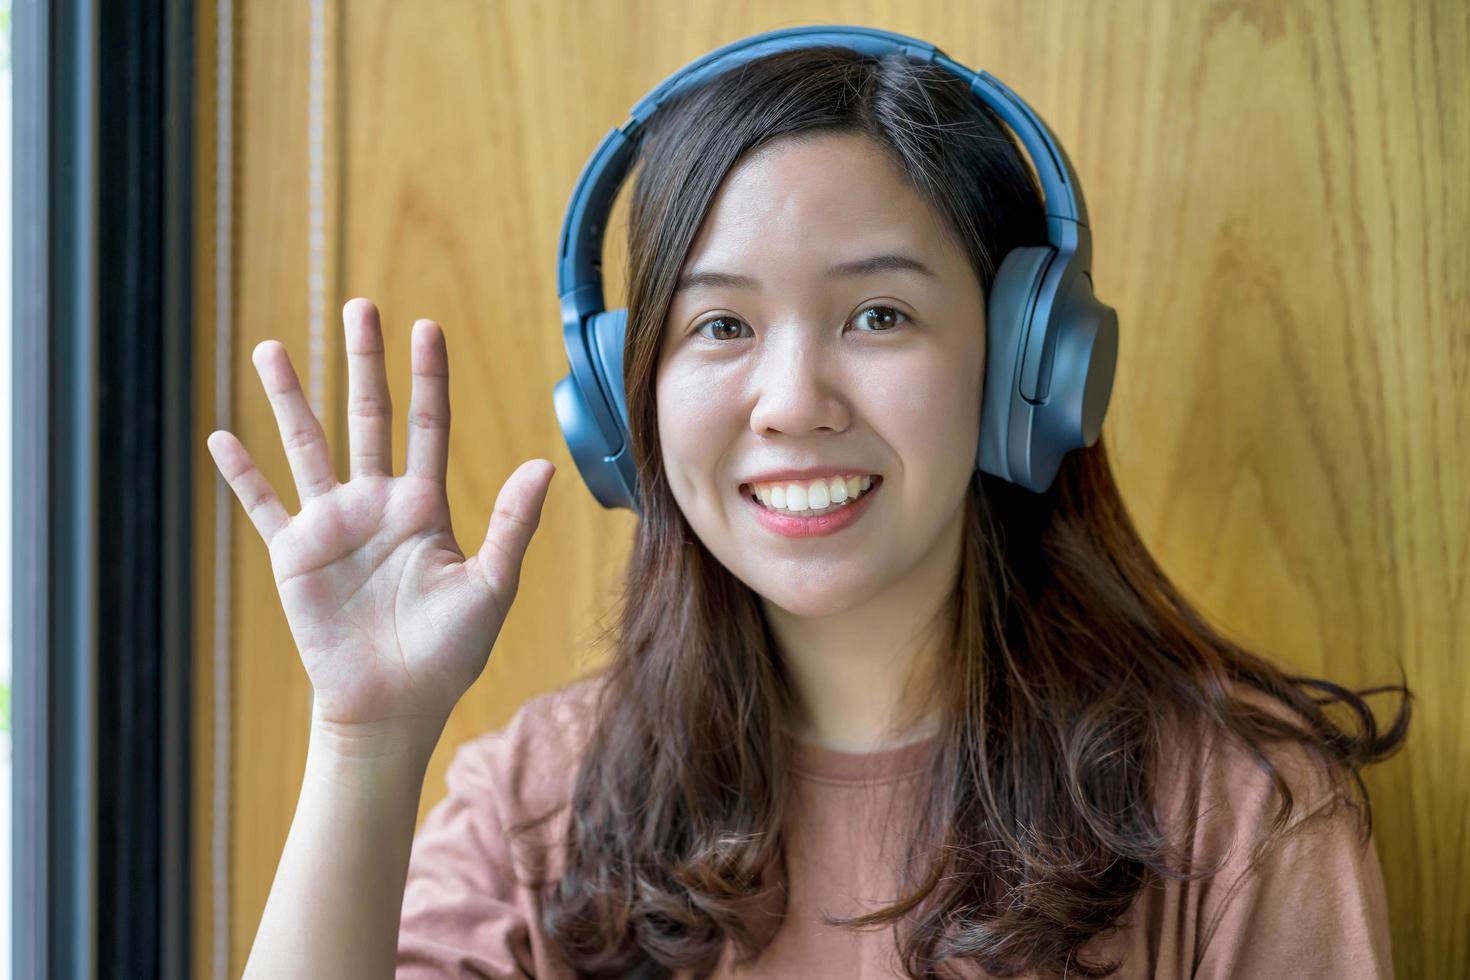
[11,0,194,976]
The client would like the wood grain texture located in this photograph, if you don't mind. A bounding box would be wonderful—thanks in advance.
[195,1,1468,975]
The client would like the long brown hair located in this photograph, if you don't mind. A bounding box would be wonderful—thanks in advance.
[530,46,1412,978]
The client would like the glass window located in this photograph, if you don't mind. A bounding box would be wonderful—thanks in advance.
[0,0,13,974]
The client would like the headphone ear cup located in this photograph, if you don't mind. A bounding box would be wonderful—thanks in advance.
[588,307,631,435]
[1046,272,1118,451]
[979,246,1055,484]
[978,247,1119,493]
[553,307,640,512]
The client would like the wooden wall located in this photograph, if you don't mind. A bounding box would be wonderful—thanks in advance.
[191,2,1468,976]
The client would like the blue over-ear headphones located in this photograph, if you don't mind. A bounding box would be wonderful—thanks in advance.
[553,25,1118,514]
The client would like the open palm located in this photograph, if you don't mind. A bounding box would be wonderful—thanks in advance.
[206,298,555,737]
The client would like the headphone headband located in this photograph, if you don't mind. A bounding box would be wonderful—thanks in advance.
[557,25,1089,315]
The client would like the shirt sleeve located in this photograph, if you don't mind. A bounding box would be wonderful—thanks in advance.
[1192,794,1396,979]
[396,737,536,980]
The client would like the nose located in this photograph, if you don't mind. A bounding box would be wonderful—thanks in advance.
[747,328,852,437]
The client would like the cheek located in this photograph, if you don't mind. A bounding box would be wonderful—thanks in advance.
[858,349,982,471]
[655,366,742,500]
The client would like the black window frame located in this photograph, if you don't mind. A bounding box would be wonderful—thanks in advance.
[12,0,195,977]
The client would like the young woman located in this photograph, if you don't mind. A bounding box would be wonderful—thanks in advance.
[211,46,1411,979]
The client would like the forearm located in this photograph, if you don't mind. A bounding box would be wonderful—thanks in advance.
[242,718,442,980]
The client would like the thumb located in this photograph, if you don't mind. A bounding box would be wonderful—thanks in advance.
[475,459,556,595]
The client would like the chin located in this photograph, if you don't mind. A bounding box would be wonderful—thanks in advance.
[746,575,882,619]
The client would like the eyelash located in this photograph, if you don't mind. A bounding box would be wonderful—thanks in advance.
[693,304,911,342]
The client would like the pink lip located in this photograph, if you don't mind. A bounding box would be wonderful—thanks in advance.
[741,477,882,539]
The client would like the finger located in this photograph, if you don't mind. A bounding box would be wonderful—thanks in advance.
[404,319,450,484]
[474,459,556,597]
[252,339,338,503]
[343,298,393,479]
[205,429,291,545]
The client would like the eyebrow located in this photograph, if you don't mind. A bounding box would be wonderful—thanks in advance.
[673,252,938,295]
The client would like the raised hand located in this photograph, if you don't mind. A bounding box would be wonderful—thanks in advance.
[206,298,555,744]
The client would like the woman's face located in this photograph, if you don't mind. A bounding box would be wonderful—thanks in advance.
[655,131,986,618]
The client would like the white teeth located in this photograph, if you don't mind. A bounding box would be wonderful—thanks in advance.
[745,474,879,517]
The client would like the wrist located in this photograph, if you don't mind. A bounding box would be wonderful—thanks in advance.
[307,708,445,772]
[302,728,437,817]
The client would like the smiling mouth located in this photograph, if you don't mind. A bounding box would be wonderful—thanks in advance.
[739,475,882,518]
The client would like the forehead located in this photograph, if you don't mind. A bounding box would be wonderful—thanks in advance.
[676,132,955,281]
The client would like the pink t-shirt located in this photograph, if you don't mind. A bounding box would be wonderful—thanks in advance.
[397,677,1393,978]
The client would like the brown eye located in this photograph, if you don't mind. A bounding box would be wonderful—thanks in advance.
[696,316,749,341]
[853,305,908,332]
